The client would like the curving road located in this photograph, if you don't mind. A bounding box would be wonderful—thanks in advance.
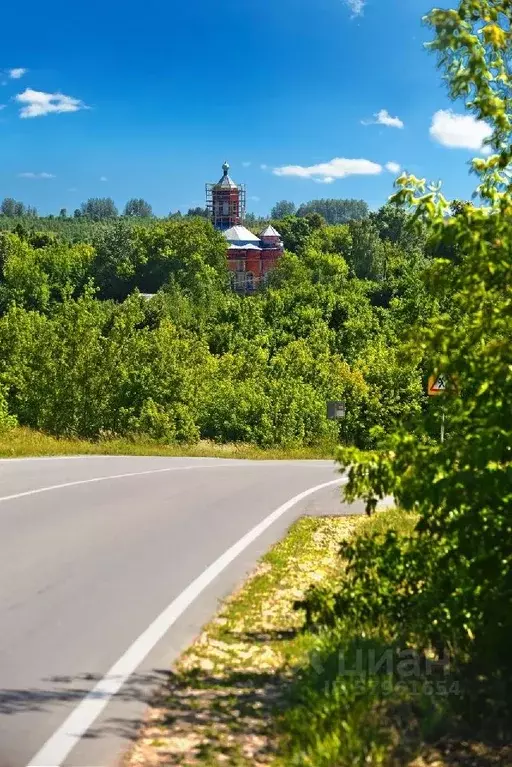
[0,455,360,767]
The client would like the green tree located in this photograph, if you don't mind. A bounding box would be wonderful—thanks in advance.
[186,207,209,218]
[1,198,17,217]
[271,200,296,219]
[304,212,326,230]
[271,215,313,253]
[344,218,383,279]
[91,221,145,300]
[0,233,94,312]
[0,385,16,432]
[124,198,153,218]
[328,0,512,700]
[297,198,369,224]
[0,294,204,441]
[369,202,426,252]
[80,197,118,221]
[129,218,229,297]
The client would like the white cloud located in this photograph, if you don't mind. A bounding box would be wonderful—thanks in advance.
[249,195,260,202]
[376,109,404,129]
[242,161,251,167]
[362,109,404,129]
[385,161,401,174]
[430,109,492,153]
[8,68,28,79]
[345,0,365,16]
[260,164,268,170]
[100,176,107,182]
[18,171,55,179]
[68,187,78,192]
[273,157,382,183]
[15,88,88,118]
[0,104,6,110]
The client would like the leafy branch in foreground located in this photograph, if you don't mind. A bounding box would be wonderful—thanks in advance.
[335,0,512,688]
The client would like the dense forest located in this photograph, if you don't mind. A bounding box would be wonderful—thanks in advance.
[0,198,438,447]
[0,195,368,228]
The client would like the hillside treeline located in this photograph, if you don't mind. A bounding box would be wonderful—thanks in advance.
[0,204,436,446]
[1,195,369,228]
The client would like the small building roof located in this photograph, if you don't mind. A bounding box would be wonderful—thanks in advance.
[260,224,282,238]
[223,225,260,243]
[227,243,262,251]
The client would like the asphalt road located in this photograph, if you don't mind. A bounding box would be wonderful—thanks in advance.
[0,455,360,767]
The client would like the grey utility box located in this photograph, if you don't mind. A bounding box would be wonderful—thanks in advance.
[327,401,346,420]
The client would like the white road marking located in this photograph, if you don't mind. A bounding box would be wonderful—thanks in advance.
[0,464,233,504]
[0,461,336,505]
[27,476,346,767]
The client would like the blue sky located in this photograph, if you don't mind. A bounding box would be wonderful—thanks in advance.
[0,0,492,217]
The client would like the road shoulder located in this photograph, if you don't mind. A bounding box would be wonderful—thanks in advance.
[124,514,359,766]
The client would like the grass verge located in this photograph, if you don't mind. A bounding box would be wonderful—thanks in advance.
[0,427,335,460]
[126,509,511,766]
[125,514,362,766]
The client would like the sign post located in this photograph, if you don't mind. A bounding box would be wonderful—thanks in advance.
[428,374,455,443]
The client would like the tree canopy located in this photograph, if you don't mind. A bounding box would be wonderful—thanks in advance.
[80,197,119,221]
[124,198,153,218]
[271,200,297,219]
[0,194,432,449]
[297,198,369,224]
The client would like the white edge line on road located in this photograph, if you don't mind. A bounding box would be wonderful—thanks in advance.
[27,476,347,767]
[0,462,336,505]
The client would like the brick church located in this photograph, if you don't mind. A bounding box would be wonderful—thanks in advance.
[206,162,284,292]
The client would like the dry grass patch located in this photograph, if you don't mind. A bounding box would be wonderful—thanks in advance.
[0,427,334,461]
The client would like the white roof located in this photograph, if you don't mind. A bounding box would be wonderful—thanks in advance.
[227,243,262,251]
[260,224,282,238]
[223,225,260,243]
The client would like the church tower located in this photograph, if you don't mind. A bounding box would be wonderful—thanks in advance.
[204,161,283,293]
[206,162,246,230]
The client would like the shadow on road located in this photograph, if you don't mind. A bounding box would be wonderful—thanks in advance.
[0,663,287,762]
[0,669,170,743]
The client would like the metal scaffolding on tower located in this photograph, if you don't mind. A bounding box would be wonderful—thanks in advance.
[206,162,246,230]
